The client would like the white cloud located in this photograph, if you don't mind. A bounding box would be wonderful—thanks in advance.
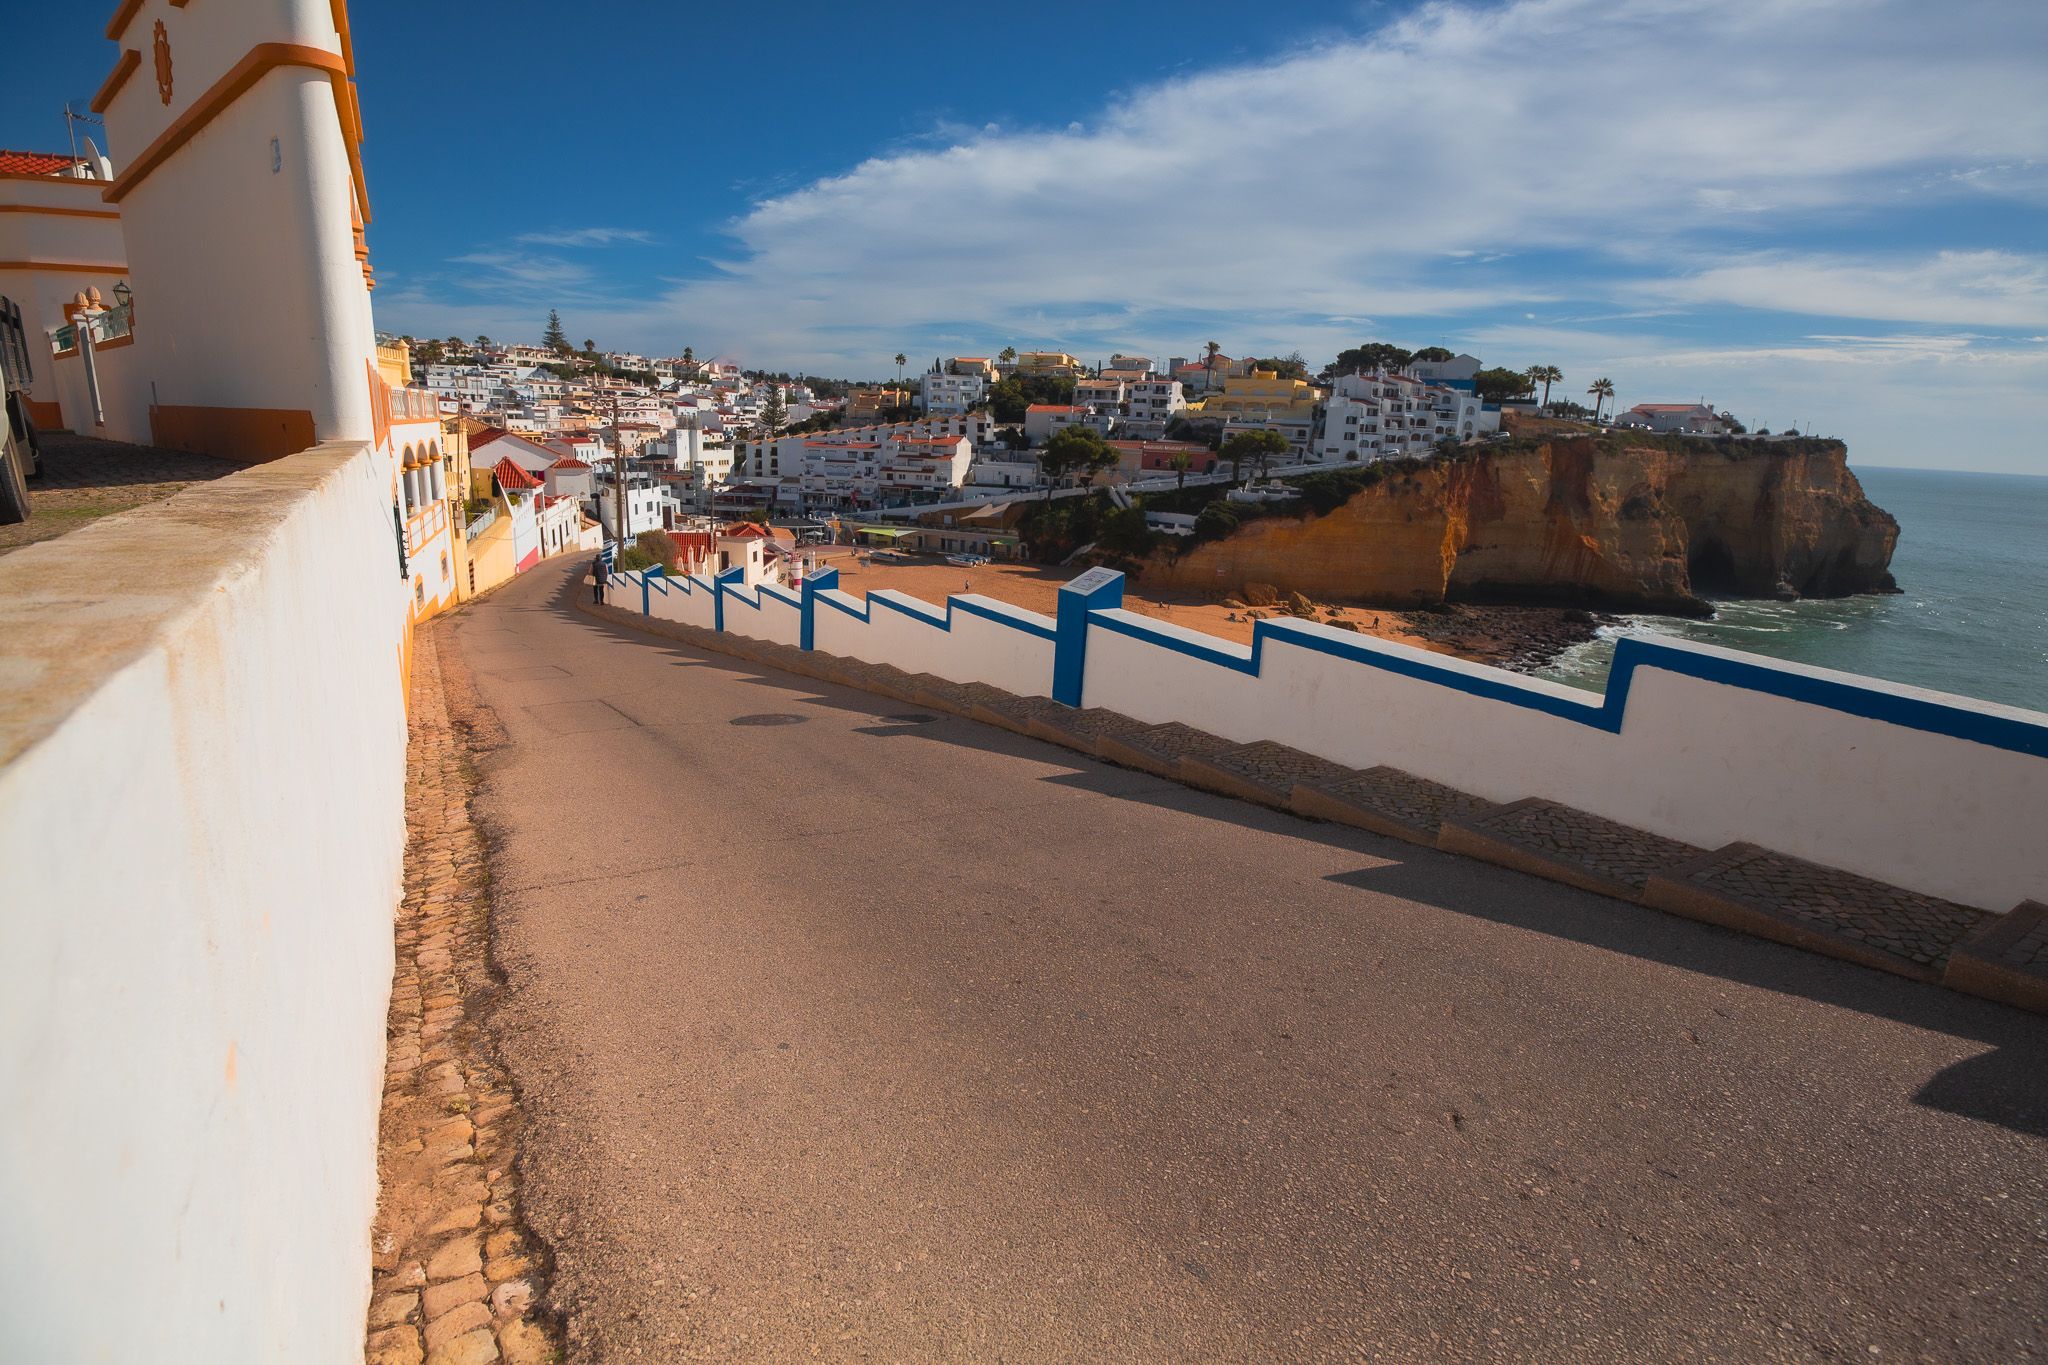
[615,0,2045,368]
[512,227,655,248]
[1641,252,2048,329]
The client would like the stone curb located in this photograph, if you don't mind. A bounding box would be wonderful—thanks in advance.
[1942,900,2048,1012]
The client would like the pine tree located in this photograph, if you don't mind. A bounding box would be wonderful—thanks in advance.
[758,384,787,437]
[543,309,568,354]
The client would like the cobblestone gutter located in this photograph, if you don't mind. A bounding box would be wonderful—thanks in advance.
[365,622,559,1365]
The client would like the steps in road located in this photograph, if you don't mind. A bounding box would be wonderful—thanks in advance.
[578,596,2044,1015]
[1025,706,1160,758]
[1438,798,1707,903]
[1943,900,2048,1012]
[1180,740,1355,810]
[1094,720,1242,780]
[1290,767,1498,848]
[1645,842,1988,984]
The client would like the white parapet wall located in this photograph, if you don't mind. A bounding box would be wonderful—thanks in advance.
[590,562,2046,911]
[811,586,1056,697]
[1080,608,2048,913]
[0,442,409,1361]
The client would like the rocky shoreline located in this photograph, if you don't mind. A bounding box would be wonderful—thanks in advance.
[1387,603,1616,672]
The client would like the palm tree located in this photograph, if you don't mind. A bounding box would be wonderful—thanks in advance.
[1587,377,1615,423]
[998,346,1017,365]
[1204,339,1221,377]
[682,346,694,365]
[1528,365,1562,409]
[1170,450,1194,492]
[894,353,907,390]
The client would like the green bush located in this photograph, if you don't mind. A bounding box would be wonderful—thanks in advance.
[615,546,656,572]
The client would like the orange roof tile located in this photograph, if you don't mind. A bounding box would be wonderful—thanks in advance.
[0,149,80,176]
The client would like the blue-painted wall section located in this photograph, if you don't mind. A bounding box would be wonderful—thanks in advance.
[1054,569,1126,707]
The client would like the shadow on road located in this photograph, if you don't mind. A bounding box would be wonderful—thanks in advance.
[534,572,2048,1141]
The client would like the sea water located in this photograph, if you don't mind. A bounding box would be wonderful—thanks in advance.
[1540,467,2048,713]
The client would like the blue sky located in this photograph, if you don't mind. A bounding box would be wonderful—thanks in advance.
[7,0,2045,472]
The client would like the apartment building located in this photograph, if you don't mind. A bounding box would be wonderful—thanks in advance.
[920,369,987,415]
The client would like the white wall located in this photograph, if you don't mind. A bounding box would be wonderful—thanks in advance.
[721,580,804,648]
[105,0,375,445]
[1079,613,2048,912]
[0,441,408,1362]
[812,590,1055,697]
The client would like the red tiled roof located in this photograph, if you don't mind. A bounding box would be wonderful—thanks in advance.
[721,521,771,538]
[0,150,79,176]
[1026,404,1079,413]
[550,457,591,470]
[493,457,542,490]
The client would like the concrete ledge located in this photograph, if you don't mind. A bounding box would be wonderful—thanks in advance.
[1095,721,1238,781]
[1643,843,1986,984]
[1025,706,1157,758]
[0,440,383,767]
[1438,797,1704,903]
[1181,740,1355,810]
[1943,901,2048,1013]
[1289,767,1497,848]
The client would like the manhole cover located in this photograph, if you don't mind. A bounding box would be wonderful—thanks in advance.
[730,713,808,727]
[883,713,940,725]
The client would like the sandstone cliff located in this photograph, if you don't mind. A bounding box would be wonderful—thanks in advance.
[1140,436,1898,614]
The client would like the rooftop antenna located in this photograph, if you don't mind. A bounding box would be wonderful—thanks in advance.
[62,104,106,172]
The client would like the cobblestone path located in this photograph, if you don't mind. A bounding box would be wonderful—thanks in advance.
[364,622,558,1365]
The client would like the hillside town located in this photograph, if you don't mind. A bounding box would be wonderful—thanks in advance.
[395,322,1764,595]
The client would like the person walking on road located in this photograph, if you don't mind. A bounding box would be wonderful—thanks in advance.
[592,553,607,605]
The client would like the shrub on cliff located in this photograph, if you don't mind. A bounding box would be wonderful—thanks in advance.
[635,528,681,571]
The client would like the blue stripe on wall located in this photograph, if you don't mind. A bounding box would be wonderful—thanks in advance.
[1086,606,2048,757]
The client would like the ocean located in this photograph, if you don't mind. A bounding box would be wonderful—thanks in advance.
[1539,466,2048,714]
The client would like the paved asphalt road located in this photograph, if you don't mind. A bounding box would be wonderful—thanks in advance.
[454,559,2048,1363]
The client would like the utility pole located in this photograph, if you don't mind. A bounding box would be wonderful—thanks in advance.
[608,388,627,556]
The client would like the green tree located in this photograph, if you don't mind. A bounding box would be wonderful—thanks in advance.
[758,383,787,436]
[894,352,907,387]
[1169,450,1194,491]
[1221,429,1289,483]
[1037,425,1117,496]
[1412,346,1456,363]
[1249,353,1310,380]
[1527,364,1562,408]
[1587,377,1615,422]
[1204,340,1222,379]
[635,528,681,571]
[583,338,596,355]
[542,310,568,354]
[995,425,1029,451]
[1473,366,1535,404]
[998,346,1017,365]
[988,373,1076,424]
[682,346,695,365]
[1325,342,1414,378]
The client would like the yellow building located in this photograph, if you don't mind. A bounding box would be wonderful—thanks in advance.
[1014,351,1084,378]
[374,342,463,625]
[1186,368,1326,421]
[848,386,910,419]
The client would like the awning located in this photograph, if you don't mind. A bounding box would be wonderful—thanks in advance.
[856,526,916,540]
